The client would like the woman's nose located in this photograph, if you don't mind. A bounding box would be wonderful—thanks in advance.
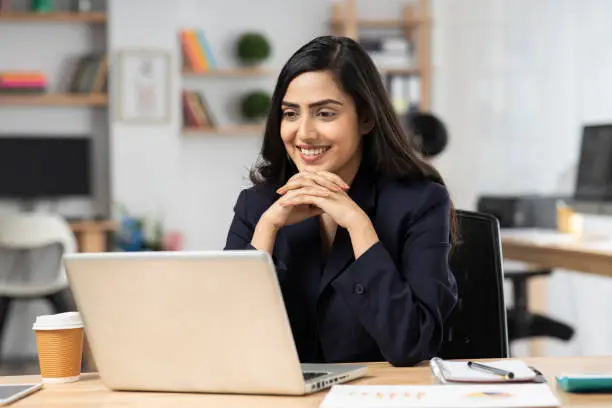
[296,115,316,140]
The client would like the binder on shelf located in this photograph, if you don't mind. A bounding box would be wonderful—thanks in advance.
[70,54,108,93]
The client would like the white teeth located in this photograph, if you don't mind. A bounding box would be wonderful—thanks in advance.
[299,147,329,156]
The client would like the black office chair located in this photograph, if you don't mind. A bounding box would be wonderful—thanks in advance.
[438,210,509,359]
[476,196,574,344]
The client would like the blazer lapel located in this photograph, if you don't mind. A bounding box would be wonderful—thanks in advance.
[281,216,323,292]
[319,227,354,293]
[318,165,378,294]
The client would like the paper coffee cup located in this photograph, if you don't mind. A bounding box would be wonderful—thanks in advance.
[33,312,84,383]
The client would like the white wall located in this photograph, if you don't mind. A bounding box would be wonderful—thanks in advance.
[0,0,109,360]
[432,0,579,210]
[432,0,612,356]
[107,0,612,358]
[109,0,404,251]
[0,0,110,219]
[545,0,612,357]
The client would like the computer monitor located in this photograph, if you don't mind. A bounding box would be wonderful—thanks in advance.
[574,124,612,202]
[0,136,92,199]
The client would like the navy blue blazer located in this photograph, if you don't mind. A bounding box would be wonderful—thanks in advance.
[224,166,458,366]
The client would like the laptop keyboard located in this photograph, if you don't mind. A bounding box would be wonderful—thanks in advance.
[303,372,328,381]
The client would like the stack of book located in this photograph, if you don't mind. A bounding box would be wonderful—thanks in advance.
[70,54,108,93]
[0,72,47,94]
[360,36,415,70]
[0,0,12,11]
[180,29,216,72]
[388,75,421,115]
[182,90,215,128]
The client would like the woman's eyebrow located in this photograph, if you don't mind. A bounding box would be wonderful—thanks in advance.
[281,99,344,109]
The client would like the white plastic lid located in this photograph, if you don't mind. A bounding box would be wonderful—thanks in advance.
[32,312,84,331]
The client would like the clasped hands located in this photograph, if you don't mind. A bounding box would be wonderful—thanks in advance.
[257,170,380,258]
[260,171,369,232]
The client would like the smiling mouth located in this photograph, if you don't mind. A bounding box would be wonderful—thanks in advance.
[298,146,331,157]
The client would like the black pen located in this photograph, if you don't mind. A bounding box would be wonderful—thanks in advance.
[467,361,515,380]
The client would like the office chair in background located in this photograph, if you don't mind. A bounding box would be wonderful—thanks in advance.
[0,213,77,361]
[404,116,509,358]
[477,196,575,345]
[439,210,509,359]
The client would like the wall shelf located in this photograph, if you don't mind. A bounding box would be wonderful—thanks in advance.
[0,93,108,107]
[330,17,424,29]
[0,11,107,23]
[183,125,264,135]
[182,68,274,77]
[380,67,420,76]
[330,0,432,110]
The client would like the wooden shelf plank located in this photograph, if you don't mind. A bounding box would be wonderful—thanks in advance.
[183,125,264,135]
[0,93,108,107]
[0,11,107,23]
[330,17,424,29]
[183,68,274,77]
[359,19,406,28]
[380,67,419,76]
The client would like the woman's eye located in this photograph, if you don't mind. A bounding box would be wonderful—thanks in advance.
[317,110,336,119]
[282,110,298,120]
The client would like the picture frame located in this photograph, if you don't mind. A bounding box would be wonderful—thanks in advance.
[115,49,171,124]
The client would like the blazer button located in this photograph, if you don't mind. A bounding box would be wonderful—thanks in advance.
[354,283,365,295]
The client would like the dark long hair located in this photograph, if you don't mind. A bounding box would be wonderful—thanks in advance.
[250,35,456,242]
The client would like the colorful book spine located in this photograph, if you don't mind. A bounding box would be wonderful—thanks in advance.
[0,0,12,11]
[180,29,216,72]
[0,71,47,92]
[196,30,216,70]
[182,90,214,128]
[181,30,207,72]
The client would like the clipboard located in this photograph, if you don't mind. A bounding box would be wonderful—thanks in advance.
[430,357,541,384]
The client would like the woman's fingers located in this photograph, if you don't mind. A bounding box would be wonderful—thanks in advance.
[279,192,327,208]
[277,171,349,194]
[315,171,350,191]
[278,187,329,204]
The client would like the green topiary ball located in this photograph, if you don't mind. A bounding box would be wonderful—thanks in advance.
[240,91,271,121]
[236,33,271,65]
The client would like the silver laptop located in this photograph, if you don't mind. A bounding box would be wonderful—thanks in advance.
[63,250,367,395]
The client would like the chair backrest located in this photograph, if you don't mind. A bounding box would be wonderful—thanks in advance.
[438,210,509,359]
[0,212,77,295]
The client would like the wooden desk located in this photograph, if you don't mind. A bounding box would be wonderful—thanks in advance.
[501,229,612,356]
[2,356,611,407]
[501,229,612,278]
[69,220,117,253]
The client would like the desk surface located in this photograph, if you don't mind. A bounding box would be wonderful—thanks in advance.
[501,228,612,277]
[3,356,611,407]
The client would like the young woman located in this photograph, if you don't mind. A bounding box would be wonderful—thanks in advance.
[225,36,458,367]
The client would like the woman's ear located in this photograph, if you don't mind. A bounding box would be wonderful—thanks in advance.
[359,114,375,135]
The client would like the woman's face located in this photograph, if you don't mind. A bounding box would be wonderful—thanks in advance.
[280,70,366,182]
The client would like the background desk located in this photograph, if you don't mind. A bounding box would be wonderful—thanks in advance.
[1,356,611,407]
[501,229,612,278]
[501,229,612,356]
[69,220,116,253]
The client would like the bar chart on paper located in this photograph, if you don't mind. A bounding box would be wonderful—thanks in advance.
[319,384,559,408]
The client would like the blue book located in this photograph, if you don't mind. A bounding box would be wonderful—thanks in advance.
[197,30,216,70]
